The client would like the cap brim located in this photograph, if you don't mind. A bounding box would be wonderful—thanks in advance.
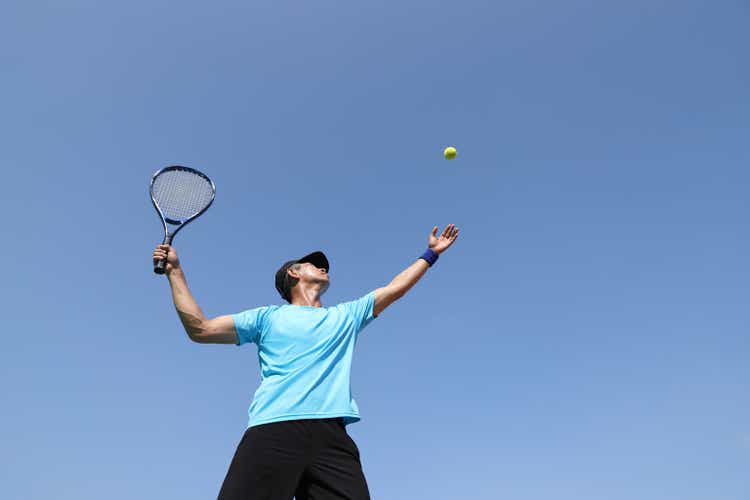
[297,251,329,271]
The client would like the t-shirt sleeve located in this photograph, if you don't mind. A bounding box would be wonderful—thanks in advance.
[340,291,377,334]
[231,306,272,346]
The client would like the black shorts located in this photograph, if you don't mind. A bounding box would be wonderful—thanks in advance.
[217,418,370,500]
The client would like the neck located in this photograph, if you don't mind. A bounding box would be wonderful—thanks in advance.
[290,283,325,307]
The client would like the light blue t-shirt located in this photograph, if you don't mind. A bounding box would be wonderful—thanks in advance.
[232,291,377,428]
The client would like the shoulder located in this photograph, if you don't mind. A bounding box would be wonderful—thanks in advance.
[334,291,375,312]
[237,304,281,314]
[233,304,281,323]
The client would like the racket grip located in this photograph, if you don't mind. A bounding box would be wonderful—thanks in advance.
[153,235,173,275]
[154,259,168,274]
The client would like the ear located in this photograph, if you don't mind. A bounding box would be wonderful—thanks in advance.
[287,266,301,279]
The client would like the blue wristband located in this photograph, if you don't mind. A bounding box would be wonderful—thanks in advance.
[420,248,439,267]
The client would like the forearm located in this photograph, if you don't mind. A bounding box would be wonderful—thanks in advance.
[387,258,430,297]
[166,268,207,339]
[372,225,458,317]
[373,257,430,317]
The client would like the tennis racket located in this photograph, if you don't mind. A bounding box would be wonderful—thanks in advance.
[150,165,215,274]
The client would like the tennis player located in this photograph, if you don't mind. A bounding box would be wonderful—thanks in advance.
[152,224,459,499]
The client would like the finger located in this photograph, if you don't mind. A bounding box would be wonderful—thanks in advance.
[442,224,453,238]
[431,226,438,237]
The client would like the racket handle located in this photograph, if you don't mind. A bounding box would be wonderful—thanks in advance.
[154,259,167,274]
[153,235,173,275]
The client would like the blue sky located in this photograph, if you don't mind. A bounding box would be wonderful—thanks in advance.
[2,1,748,499]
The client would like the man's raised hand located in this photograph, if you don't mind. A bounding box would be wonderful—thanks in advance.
[428,224,459,255]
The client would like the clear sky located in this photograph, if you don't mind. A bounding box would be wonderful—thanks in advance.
[2,1,748,499]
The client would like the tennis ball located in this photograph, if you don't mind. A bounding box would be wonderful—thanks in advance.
[443,146,457,160]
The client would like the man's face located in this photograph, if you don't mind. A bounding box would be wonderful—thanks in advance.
[290,262,330,293]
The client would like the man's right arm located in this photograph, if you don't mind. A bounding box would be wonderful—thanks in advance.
[155,244,238,345]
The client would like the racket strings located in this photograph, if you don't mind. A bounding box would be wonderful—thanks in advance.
[152,170,214,222]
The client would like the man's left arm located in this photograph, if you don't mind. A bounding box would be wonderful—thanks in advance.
[373,224,459,317]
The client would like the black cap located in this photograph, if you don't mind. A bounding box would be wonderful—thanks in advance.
[275,251,330,303]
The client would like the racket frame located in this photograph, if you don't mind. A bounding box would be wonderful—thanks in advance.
[150,165,216,273]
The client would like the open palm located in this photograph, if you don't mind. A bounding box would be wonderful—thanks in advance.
[428,224,459,254]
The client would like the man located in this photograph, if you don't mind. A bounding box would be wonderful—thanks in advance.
[152,224,459,499]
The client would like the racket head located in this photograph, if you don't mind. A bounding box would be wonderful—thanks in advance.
[150,165,216,227]
[150,165,215,274]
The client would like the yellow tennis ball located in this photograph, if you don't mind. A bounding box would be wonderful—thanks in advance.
[443,146,457,160]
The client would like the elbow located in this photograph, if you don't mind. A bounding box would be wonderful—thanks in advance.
[187,331,204,343]
[187,322,210,343]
